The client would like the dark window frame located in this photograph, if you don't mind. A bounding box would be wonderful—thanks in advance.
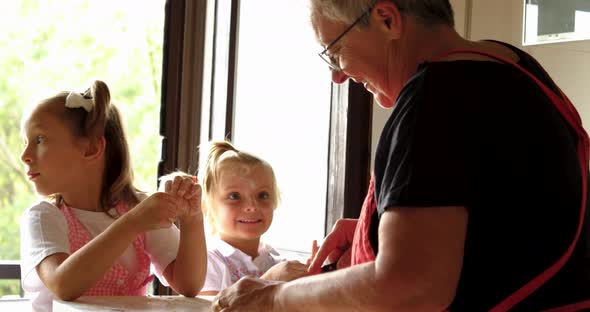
[326,81,373,228]
[156,0,208,294]
[0,260,23,297]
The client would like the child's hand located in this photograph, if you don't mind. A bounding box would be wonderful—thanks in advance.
[129,192,184,232]
[163,175,202,220]
[260,260,309,282]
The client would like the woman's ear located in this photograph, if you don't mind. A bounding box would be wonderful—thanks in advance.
[371,1,403,39]
[83,136,106,161]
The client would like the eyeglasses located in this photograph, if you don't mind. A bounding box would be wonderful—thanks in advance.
[318,8,372,71]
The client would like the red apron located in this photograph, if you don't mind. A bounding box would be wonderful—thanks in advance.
[351,49,590,311]
[351,175,377,266]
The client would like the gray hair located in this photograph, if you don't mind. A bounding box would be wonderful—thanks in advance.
[310,0,454,27]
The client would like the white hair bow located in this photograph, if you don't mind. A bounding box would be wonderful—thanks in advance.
[65,89,94,112]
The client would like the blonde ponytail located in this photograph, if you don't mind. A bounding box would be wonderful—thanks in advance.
[198,140,280,233]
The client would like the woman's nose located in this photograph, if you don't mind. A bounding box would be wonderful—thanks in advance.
[331,69,349,84]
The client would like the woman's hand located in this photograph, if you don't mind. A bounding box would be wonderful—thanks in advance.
[261,260,309,282]
[213,277,282,312]
[308,218,358,274]
[336,245,352,269]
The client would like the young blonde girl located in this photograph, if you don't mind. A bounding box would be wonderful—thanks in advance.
[19,80,207,312]
[195,141,311,295]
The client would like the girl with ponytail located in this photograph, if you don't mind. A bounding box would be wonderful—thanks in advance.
[20,80,207,311]
[191,141,313,295]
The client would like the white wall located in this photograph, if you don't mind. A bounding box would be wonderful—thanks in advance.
[450,0,467,37]
[371,0,590,166]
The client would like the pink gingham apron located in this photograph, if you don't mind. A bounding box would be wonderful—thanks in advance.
[59,202,154,296]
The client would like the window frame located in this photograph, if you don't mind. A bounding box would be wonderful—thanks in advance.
[156,0,208,294]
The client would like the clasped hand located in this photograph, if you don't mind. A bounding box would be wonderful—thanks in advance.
[131,175,202,231]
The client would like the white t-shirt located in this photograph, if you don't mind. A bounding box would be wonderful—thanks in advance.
[201,237,284,293]
[20,201,180,312]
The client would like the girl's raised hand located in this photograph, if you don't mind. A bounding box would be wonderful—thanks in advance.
[129,192,183,232]
[163,175,202,219]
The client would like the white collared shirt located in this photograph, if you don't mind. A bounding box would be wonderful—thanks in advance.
[201,237,284,293]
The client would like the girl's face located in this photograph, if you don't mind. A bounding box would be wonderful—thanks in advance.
[20,109,86,196]
[212,164,275,245]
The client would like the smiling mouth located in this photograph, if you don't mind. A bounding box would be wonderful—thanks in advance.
[238,219,262,224]
[27,173,40,180]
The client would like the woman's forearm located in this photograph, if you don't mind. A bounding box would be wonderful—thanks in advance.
[274,262,383,312]
[274,261,452,312]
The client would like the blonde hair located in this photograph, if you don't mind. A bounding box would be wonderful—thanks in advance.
[198,141,280,233]
[28,80,141,214]
[310,0,454,28]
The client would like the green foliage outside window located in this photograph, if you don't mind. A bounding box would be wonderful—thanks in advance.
[0,0,165,297]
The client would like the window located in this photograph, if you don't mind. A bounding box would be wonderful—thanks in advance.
[524,0,590,45]
[230,0,332,253]
[0,0,166,297]
[198,0,373,258]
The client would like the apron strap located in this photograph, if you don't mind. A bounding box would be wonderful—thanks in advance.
[439,49,589,311]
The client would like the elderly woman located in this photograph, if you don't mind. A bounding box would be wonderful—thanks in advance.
[214,1,590,311]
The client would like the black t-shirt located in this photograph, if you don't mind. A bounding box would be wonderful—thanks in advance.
[372,45,590,310]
